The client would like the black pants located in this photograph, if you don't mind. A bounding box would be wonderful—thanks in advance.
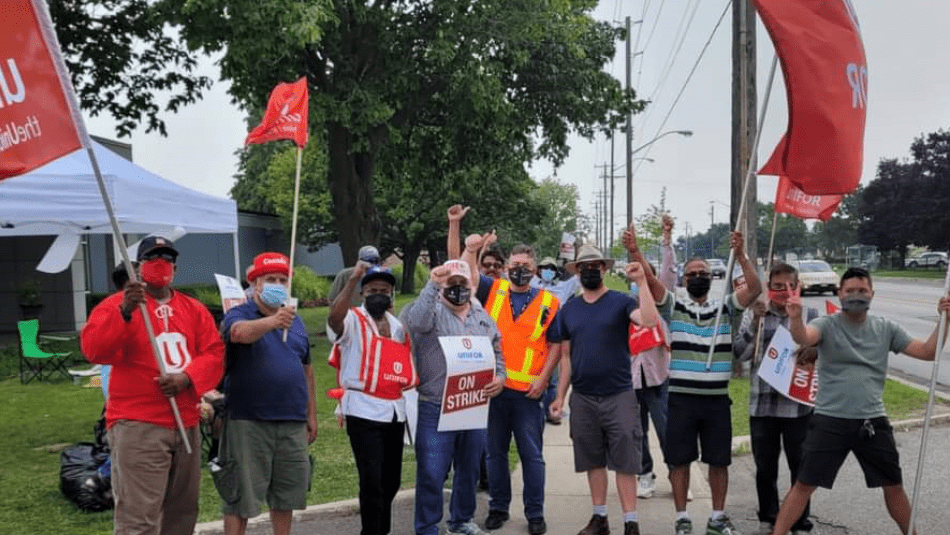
[750,415,813,532]
[346,415,405,535]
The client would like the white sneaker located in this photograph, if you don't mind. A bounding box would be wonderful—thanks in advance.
[686,488,694,501]
[637,472,656,498]
[447,520,487,535]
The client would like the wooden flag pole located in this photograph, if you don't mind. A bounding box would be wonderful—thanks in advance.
[908,265,950,533]
[31,0,192,452]
[752,211,781,359]
[284,147,304,342]
[705,55,778,371]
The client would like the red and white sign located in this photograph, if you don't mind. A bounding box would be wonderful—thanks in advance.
[437,335,494,431]
[245,77,309,148]
[757,325,818,407]
[754,0,867,195]
[0,0,82,181]
[774,176,843,222]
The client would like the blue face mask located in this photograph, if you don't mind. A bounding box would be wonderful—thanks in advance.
[540,268,556,282]
[260,283,287,308]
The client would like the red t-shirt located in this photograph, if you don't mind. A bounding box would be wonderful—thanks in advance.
[81,291,224,428]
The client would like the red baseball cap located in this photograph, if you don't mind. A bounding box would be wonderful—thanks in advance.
[247,252,291,282]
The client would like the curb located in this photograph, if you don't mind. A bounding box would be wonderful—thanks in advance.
[193,488,448,534]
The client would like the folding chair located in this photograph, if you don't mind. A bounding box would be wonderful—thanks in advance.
[18,319,72,384]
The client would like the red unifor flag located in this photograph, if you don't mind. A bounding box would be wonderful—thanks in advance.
[245,78,309,148]
[774,175,843,222]
[0,0,83,181]
[753,0,867,195]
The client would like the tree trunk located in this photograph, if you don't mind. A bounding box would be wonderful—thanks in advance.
[401,246,420,295]
[327,122,379,265]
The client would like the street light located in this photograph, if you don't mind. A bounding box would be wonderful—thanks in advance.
[627,130,693,226]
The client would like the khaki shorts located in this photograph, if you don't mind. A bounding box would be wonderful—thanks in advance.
[213,418,310,518]
[568,390,642,474]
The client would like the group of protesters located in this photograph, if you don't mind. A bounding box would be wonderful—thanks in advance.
[79,202,950,535]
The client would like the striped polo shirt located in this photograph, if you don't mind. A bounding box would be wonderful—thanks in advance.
[658,290,744,396]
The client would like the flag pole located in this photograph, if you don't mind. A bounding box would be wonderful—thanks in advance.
[31,0,192,452]
[705,55,778,371]
[284,147,304,342]
[752,210,781,361]
[908,264,950,533]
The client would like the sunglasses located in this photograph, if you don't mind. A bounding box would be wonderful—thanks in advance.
[684,271,711,279]
[481,262,503,270]
[142,252,176,262]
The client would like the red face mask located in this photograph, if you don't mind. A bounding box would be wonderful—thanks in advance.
[140,259,175,288]
[768,289,790,305]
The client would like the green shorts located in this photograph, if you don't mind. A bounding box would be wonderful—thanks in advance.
[213,418,310,518]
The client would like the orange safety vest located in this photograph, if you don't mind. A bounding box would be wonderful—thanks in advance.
[328,308,418,400]
[485,278,559,392]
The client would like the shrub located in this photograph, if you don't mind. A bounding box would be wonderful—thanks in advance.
[292,265,332,303]
[390,262,431,292]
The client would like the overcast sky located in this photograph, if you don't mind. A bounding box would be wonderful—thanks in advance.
[83,1,950,247]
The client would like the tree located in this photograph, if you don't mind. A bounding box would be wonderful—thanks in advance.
[809,186,861,261]
[49,0,211,136]
[907,130,950,251]
[858,159,918,258]
[530,178,582,259]
[166,0,641,263]
[755,202,809,262]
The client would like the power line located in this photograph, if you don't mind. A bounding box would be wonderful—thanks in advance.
[636,0,667,89]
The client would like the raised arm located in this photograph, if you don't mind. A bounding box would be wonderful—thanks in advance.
[402,265,452,334]
[327,261,369,335]
[786,281,821,347]
[622,222,666,303]
[627,261,658,328]
[731,231,762,308]
[902,296,950,361]
[447,204,470,260]
[658,214,677,291]
[462,231,495,284]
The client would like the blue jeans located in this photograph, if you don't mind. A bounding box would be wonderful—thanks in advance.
[414,400,487,535]
[542,371,558,418]
[486,388,546,519]
[636,379,669,475]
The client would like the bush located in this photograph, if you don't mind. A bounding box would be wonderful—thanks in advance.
[292,265,332,303]
[390,262,430,292]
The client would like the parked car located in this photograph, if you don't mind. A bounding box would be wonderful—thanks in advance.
[795,260,838,295]
[905,252,948,269]
[708,259,727,279]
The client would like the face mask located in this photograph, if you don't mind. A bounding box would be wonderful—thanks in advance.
[540,268,556,282]
[686,277,711,298]
[768,289,790,305]
[443,284,471,306]
[579,268,603,290]
[508,267,533,287]
[140,259,174,288]
[364,294,391,318]
[841,295,871,313]
[260,282,287,308]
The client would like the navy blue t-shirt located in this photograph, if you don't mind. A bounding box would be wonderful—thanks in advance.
[557,290,638,396]
[222,300,311,421]
[477,274,562,342]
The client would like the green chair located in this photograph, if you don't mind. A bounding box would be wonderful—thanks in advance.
[18,319,72,384]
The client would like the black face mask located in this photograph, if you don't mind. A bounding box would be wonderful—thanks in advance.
[364,294,391,318]
[443,284,471,306]
[686,277,712,298]
[508,267,533,287]
[579,268,603,290]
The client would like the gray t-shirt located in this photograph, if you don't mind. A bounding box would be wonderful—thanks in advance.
[811,314,912,419]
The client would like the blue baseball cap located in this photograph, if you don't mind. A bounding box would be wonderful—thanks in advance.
[361,266,396,288]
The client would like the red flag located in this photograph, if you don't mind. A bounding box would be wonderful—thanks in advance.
[753,0,867,195]
[825,300,840,315]
[245,78,309,148]
[0,0,82,181]
[774,176,843,221]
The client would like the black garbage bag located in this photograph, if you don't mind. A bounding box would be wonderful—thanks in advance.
[59,443,113,512]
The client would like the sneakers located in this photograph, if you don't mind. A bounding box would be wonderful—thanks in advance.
[484,510,509,530]
[624,521,640,535]
[448,520,488,535]
[637,472,656,498]
[675,518,693,535]
[706,514,741,535]
[578,514,610,535]
[528,517,548,535]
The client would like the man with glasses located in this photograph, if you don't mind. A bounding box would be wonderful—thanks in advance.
[81,236,225,535]
[733,263,817,535]
[479,249,506,280]
[549,245,661,535]
[462,238,563,535]
[625,225,761,535]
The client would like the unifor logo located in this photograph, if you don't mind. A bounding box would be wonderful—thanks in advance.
[462,338,472,349]
[393,361,403,374]
[0,59,26,108]
[767,347,778,360]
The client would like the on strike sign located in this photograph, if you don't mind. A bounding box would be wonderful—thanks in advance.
[437,335,494,431]
[756,324,818,407]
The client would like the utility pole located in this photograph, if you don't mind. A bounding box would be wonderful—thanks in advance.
[732,0,757,261]
[710,204,715,256]
[596,163,610,252]
[610,135,616,248]
[625,15,633,226]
